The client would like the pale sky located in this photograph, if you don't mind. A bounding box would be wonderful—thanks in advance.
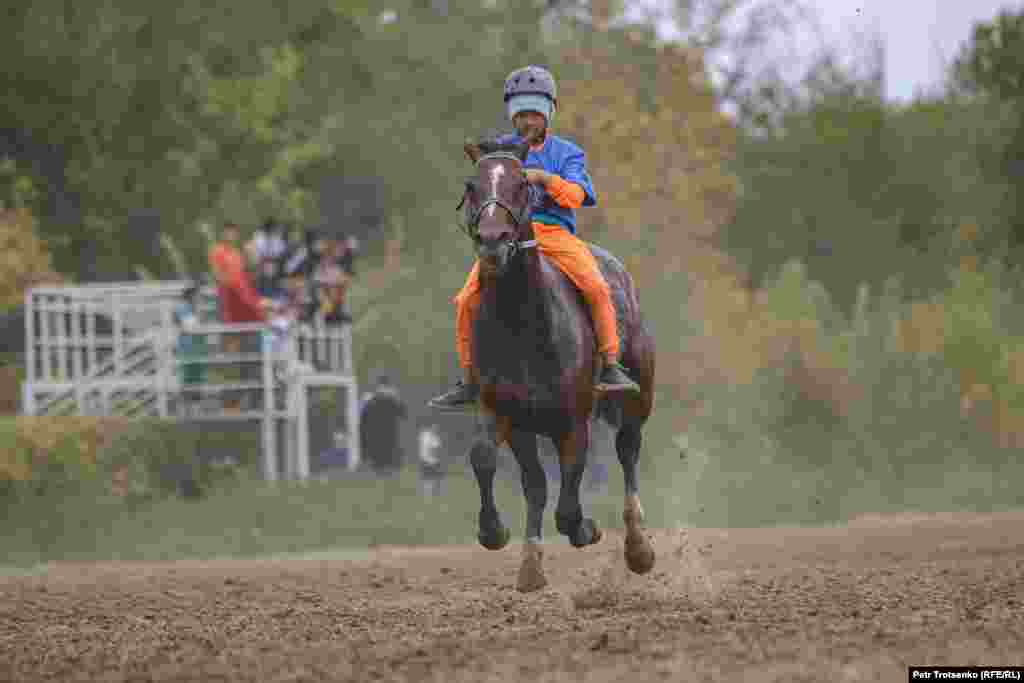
[811,0,1021,100]
[630,0,1023,102]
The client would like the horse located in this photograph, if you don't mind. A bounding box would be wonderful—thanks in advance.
[453,137,656,592]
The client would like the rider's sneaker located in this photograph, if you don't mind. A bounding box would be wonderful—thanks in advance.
[428,380,480,411]
[596,361,641,395]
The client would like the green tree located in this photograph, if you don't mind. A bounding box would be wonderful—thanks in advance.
[951,9,1024,254]
[716,51,1016,309]
[953,10,1024,101]
[0,1,376,279]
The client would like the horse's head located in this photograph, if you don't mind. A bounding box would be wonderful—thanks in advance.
[460,139,535,278]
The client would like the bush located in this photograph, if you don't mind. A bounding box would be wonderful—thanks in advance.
[0,417,262,506]
[0,417,268,565]
[0,209,63,307]
[679,255,1024,524]
[0,417,127,501]
[101,420,261,500]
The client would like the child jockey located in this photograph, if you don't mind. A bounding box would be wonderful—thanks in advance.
[430,65,640,411]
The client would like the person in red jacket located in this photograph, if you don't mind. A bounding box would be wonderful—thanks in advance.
[209,222,268,324]
[208,222,270,410]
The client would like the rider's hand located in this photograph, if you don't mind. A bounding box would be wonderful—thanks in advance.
[524,169,551,187]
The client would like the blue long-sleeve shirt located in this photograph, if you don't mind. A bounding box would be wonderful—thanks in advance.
[497,133,597,234]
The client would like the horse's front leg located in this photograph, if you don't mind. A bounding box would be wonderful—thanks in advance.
[507,429,548,592]
[470,413,510,550]
[554,421,603,548]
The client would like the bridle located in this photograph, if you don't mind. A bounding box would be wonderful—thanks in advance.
[456,152,538,255]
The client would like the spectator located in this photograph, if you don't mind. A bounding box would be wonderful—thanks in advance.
[261,305,294,382]
[262,270,315,382]
[207,221,269,411]
[280,225,317,280]
[208,222,268,324]
[252,219,288,298]
[417,421,444,498]
[313,240,352,326]
[173,283,208,409]
[282,257,318,324]
[358,375,408,476]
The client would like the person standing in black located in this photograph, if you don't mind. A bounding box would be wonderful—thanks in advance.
[358,375,409,476]
[253,219,287,299]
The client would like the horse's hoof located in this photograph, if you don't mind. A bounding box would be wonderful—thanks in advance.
[479,524,511,551]
[624,529,655,575]
[570,518,603,548]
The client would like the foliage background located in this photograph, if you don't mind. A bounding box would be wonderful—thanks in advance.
[4,1,1024,564]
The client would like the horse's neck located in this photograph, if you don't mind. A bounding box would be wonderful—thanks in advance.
[487,253,540,318]
[479,253,564,362]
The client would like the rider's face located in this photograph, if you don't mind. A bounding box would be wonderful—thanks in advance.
[513,111,548,142]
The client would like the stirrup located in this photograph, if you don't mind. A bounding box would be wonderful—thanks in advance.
[596,361,641,395]
[427,381,479,412]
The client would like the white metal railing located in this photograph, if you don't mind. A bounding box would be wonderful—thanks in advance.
[23,282,360,481]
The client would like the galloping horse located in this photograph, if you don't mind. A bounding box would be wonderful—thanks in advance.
[456,138,656,592]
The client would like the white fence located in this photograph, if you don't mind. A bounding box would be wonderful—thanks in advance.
[22,282,360,481]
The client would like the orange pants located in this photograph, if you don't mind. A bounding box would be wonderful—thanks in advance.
[453,222,619,369]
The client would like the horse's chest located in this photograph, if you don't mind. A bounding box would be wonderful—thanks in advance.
[480,378,563,427]
[475,331,560,416]
[479,358,555,405]
[474,277,583,423]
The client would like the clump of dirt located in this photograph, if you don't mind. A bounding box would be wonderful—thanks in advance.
[570,527,719,611]
[663,526,719,599]
[570,545,628,610]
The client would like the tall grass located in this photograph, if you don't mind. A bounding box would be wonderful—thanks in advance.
[2,465,644,567]
[678,254,1024,527]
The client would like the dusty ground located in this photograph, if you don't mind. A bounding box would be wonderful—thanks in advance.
[2,511,1023,682]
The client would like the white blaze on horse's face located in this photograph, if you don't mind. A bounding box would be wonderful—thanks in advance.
[486,164,505,219]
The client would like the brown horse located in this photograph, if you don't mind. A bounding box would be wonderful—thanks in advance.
[456,138,656,592]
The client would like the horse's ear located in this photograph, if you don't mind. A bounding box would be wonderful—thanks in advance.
[464,142,482,163]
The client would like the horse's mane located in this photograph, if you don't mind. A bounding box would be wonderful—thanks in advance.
[476,137,529,162]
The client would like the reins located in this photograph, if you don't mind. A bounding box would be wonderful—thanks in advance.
[456,152,537,253]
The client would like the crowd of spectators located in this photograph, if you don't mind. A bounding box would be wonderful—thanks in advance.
[209,218,359,331]
[167,222,452,489]
[173,219,360,412]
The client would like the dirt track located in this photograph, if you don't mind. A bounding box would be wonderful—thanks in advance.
[2,511,1023,682]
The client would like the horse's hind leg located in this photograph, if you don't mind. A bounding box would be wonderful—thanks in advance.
[617,424,655,574]
[470,414,510,551]
[507,429,548,592]
[554,422,603,548]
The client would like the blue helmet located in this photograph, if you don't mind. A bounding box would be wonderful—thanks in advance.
[504,65,557,125]
[503,65,557,103]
